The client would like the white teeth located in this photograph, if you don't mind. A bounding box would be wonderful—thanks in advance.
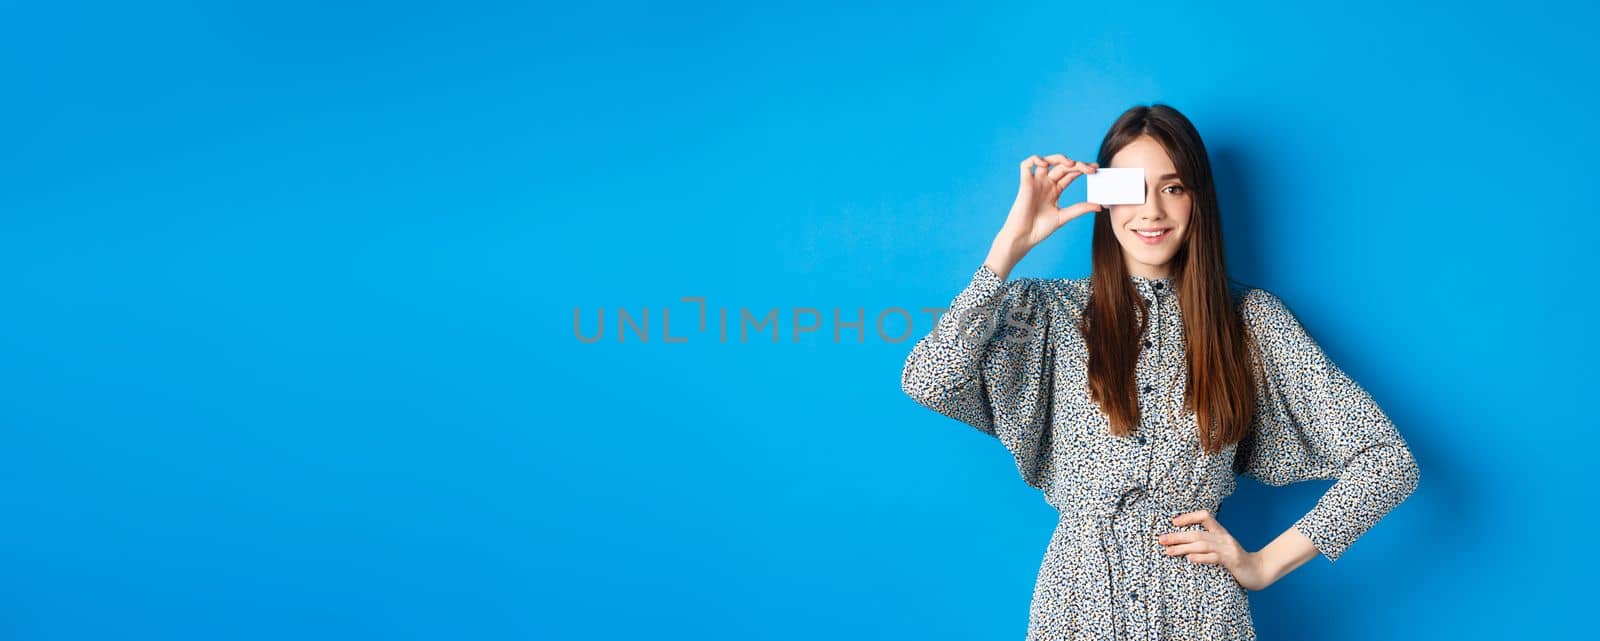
[1136,229,1168,237]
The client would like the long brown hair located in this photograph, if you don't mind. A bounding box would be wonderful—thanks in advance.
[1078,104,1258,454]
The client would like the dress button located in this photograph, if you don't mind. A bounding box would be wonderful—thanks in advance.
[1136,434,1146,445]
[1143,340,1152,348]
[1142,385,1153,393]
[1130,590,1139,600]
[1153,282,1163,289]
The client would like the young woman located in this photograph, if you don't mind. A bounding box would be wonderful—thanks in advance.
[900,104,1420,641]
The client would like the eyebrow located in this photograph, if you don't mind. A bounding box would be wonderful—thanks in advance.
[1158,173,1180,180]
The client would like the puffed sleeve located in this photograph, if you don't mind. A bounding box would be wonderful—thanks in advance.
[1234,288,1421,562]
[900,263,1058,490]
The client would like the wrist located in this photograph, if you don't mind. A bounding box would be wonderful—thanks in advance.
[986,233,1026,280]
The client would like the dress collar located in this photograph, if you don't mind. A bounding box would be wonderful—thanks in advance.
[1128,273,1176,298]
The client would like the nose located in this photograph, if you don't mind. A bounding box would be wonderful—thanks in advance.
[1133,198,1166,221]
[1133,184,1167,219]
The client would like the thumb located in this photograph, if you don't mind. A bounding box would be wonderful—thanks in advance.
[1055,201,1104,227]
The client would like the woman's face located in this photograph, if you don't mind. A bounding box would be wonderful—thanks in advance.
[1107,135,1192,279]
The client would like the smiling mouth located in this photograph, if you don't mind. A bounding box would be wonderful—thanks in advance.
[1134,228,1171,238]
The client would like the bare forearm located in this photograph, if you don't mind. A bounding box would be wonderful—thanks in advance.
[1252,525,1321,586]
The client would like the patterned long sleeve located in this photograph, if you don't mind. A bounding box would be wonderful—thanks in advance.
[900,263,1058,490]
[1235,289,1421,562]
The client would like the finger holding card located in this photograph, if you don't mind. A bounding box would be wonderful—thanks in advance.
[997,154,1108,272]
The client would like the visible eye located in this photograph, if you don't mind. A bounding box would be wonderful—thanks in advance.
[1162,184,1186,195]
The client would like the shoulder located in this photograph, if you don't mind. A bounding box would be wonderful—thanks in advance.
[1050,275,1093,319]
[1001,275,1090,320]
[1229,279,1286,317]
[1235,282,1286,316]
[1230,282,1314,342]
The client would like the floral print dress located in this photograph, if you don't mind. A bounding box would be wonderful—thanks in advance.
[900,264,1421,641]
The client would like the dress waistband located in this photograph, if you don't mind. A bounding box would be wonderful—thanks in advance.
[1056,485,1221,519]
[1054,485,1223,641]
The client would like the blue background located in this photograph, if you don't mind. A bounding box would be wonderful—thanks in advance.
[2,1,1590,639]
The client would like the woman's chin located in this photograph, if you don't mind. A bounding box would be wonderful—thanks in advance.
[1122,247,1181,266]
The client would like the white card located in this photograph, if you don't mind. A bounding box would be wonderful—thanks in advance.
[1086,167,1146,205]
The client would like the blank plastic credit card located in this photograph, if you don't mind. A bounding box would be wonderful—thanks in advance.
[1086,167,1146,205]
